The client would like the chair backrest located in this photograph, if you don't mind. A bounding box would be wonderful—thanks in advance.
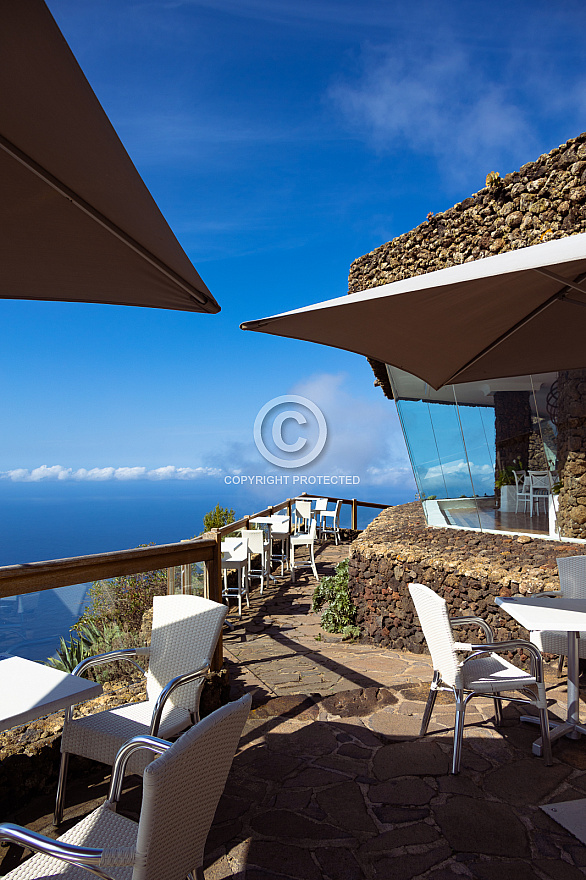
[408,584,460,688]
[133,694,251,880]
[271,515,290,535]
[314,498,328,512]
[294,500,312,531]
[332,499,342,521]
[530,471,550,491]
[241,528,265,557]
[146,595,227,710]
[513,470,527,491]
[557,555,586,600]
[295,499,312,519]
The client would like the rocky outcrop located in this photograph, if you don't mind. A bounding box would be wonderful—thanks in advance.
[349,502,583,659]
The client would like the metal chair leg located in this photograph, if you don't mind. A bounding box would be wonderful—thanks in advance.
[53,750,70,826]
[558,654,565,677]
[452,690,466,774]
[493,697,503,727]
[539,706,553,765]
[420,672,440,736]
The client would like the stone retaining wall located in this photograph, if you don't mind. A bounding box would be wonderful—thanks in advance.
[349,501,584,659]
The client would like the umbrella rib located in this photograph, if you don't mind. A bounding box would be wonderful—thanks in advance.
[0,133,209,308]
[444,268,585,385]
[533,267,586,296]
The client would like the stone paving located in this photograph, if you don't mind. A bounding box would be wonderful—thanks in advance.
[211,539,586,879]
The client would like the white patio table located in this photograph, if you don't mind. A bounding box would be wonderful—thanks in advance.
[495,594,586,755]
[0,655,102,732]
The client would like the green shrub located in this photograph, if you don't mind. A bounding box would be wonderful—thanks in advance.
[312,559,359,639]
[77,565,167,633]
[203,503,235,532]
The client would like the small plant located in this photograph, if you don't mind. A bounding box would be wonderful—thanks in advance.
[46,629,93,673]
[486,171,502,189]
[203,504,235,533]
[495,459,523,488]
[312,559,358,636]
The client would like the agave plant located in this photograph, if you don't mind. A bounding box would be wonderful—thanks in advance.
[46,625,96,673]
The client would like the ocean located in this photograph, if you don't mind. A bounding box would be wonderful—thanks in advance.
[0,479,410,662]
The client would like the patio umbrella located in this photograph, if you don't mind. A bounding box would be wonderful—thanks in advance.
[0,1,219,314]
[241,232,586,389]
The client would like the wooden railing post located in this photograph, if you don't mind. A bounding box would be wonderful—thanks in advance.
[209,531,223,670]
[351,498,358,530]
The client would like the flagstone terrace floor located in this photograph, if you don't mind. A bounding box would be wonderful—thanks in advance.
[2,537,586,879]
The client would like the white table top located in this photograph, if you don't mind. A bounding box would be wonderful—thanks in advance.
[496,595,586,632]
[0,655,102,732]
[252,515,290,532]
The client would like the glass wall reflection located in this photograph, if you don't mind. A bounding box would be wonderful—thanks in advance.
[387,366,563,538]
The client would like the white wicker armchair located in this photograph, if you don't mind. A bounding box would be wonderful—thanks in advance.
[409,583,552,774]
[54,595,227,825]
[0,694,251,880]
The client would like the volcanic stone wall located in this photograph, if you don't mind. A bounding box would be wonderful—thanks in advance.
[557,369,586,539]
[350,501,583,658]
[348,132,586,296]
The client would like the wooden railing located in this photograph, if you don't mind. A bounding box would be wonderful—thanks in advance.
[0,538,224,669]
[212,492,390,537]
[0,493,390,672]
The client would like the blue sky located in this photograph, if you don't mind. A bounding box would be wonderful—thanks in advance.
[2,0,586,508]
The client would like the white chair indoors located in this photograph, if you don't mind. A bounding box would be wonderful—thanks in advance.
[320,499,342,544]
[513,469,530,514]
[409,583,552,774]
[1,695,251,880]
[54,594,227,825]
[290,518,318,583]
[531,555,586,677]
[529,470,551,516]
[240,528,268,595]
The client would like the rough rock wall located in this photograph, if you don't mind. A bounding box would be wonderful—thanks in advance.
[348,132,586,296]
[557,369,586,538]
[350,502,583,658]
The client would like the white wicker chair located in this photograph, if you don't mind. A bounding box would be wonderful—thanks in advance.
[530,555,586,676]
[409,583,552,774]
[0,694,251,880]
[54,595,227,825]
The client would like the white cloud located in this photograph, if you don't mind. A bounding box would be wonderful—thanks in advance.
[0,465,221,482]
[422,461,493,481]
[329,42,537,182]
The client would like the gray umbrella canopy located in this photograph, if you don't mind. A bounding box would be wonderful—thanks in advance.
[242,233,586,389]
[0,1,219,314]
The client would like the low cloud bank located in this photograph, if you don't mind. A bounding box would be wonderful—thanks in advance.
[1,465,222,482]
